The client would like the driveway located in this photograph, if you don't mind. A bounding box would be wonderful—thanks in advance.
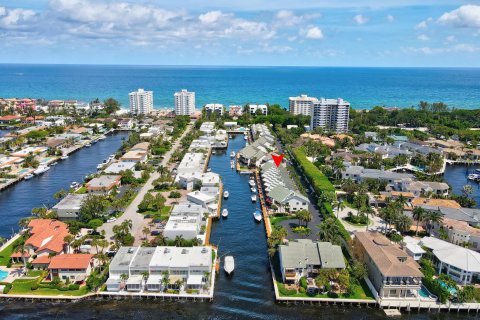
[336,206,385,235]
[100,123,194,245]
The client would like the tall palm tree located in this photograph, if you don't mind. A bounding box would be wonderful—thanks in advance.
[142,226,150,240]
[335,200,346,219]
[425,211,443,235]
[363,205,375,231]
[412,207,426,236]
[395,214,413,233]
[63,234,75,253]
[161,271,169,292]
[174,235,185,247]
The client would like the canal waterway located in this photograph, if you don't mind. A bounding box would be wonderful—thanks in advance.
[0,131,129,238]
[0,135,477,319]
[443,164,480,208]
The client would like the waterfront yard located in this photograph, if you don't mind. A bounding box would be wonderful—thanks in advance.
[5,272,90,296]
[276,280,375,300]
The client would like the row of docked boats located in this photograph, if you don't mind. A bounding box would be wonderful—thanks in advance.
[97,154,116,170]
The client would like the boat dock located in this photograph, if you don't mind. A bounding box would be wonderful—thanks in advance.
[255,169,271,237]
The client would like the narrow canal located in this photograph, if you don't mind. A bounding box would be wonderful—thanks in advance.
[0,135,475,319]
[443,164,480,208]
[0,132,129,238]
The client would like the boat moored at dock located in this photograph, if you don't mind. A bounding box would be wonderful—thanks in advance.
[224,191,229,199]
[24,174,34,180]
[222,209,229,218]
[33,165,50,175]
[224,256,235,275]
[253,209,262,222]
[251,194,257,202]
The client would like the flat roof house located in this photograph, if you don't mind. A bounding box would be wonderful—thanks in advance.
[279,239,345,284]
[52,194,88,220]
[48,254,94,283]
[86,175,121,194]
[164,203,204,240]
[353,232,423,299]
[104,161,136,174]
[120,150,148,163]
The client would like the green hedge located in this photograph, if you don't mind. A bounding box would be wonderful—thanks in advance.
[3,283,12,294]
[277,282,297,296]
[291,147,335,194]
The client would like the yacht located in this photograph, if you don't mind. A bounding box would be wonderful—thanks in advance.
[223,191,229,199]
[251,194,257,202]
[34,165,50,175]
[230,151,236,158]
[251,187,257,193]
[249,180,256,187]
[60,155,69,160]
[253,209,262,222]
[224,256,235,275]
[222,209,229,218]
[24,174,34,180]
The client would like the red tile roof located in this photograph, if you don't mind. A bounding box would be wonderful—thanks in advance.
[31,256,52,264]
[10,251,30,258]
[26,219,70,254]
[48,254,93,270]
[0,115,21,121]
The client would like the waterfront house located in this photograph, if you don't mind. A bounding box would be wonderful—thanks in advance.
[118,118,134,129]
[104,161,136,174]
[0,156,24,170]
[11,146,48,158]
[199,122,216,135]
[279,239,345,284]
[420,237,480,284]
[228,105,243,117]
[107,246,140,291]
[342,164,415,185]
[164,203,204,240]
[189,139,211,152]
[176,172,220,190]
[0,115,21,124]
[401,236,426,261]
[176,152,208,177]
[187,191,218,215]
[419,206,480,228]
[129,247,156,276]
[86,175,121,194]
[249,104,268,115]
[52,194,88,220]
[120,150,148,163]
[352,231,423,299]
[396,179,449,197]
[48,254,95,283]
[267,185,310,213]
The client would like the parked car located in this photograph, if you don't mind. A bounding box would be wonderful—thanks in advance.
[150,230,161,236]
[107,217,117,223]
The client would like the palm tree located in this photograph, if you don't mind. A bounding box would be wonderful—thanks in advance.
[395,214,413,233]
[0,236,6,246]
[120,273,129,289]
[335,200,346,219]
[363,205,375,231]
[161,271,169,292]
[142,226,150,240]
[63,234,75,253]
[425,211,443,235]
[412,207,426,236]
[318,218,341,245]
[379,206,397,234]
[174,235,185,247]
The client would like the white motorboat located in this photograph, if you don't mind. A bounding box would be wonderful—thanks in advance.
[50,162,57,166]
[24,174,34,180]
[251,187,257,193]
[253,209,262,222]
[224,191,229,199]
[228,135,233,139]
[98,135,106,140]
[230,151,236,158]
[212,150,216,154]
[85,143,91,147]
[70,181,79,189]
[222,209,229,218]
[249,180,256,187]
[224,256,235,275]
[230,161,235,169]
[61,155,69,160]
[34,165,50,175]
[207,168,212,172]
[251,194,257,202]
[468,173,480,181]
[97,164,104,170]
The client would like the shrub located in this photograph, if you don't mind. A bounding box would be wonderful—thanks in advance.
[299,287,306,294]
[292,226,311,235]
[277,283,297,296]
[3,283,12,294]
[299,277,307,289]
[59,286,69,291]
[31,284,39,290]
[6,261,11,268]
[168,191,181,199]
[69,284,80,291]
[327,291,339,298]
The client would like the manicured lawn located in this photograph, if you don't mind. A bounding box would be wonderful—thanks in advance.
[9,278,89,296]
[160,205,172,216]
[27,270,47,277]
[0,241,15,266]
[75,187,87,194]
[276,280,374,300]
[270,215,294,226]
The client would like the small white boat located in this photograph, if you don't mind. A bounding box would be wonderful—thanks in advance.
[251,194,257,202]
[70,182,79,189]
[207,168,212,172]
[212,150,216,154]
[251,187,257,193]
[230,151,236,158]
[224,256,235,275]
[243,132,248,136]
[249,180,256,187]
[253,209,262,222]
[99,135,106,140]
[50,162,57,166]
[224,191,229,199]
[24,174,34,180]
[97,164,103,170]
[222,209,229,218]
[61,155,69,160]
[229,135,233,139]
[85,143,91,147]
[244,135,248,140]
[468,173,480,181]
[34,165,50,175]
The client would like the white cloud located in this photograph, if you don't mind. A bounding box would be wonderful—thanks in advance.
[386,14,395,22]
[417,34,429,41]
[199,11,229,24]
[274,10,319,28]
[301,26,324,39]
[445,35,455,42]
[415,17,432,30]
[353,14,368,25]
[438,5,480,28]
[0,6,36,30]
[403,43,480,55]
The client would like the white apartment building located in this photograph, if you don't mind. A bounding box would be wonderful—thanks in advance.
[310,98,350,133]
[174,89,196,115]
[163,203,204,240]
[204,104,224,116]
[129,89,153,115]
[249,104,268,116]
[289,94,318,116]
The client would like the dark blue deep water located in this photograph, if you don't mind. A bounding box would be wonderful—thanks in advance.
[0,65,479,109]
[0,136,476,319]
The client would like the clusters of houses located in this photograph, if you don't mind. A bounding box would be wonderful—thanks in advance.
[10,219,96,283]
[106,246,213,293]
[238,124,276,167]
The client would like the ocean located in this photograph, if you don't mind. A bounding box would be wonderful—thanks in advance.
[0,64,479,110]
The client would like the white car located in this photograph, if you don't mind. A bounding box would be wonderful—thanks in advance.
[107,217,117,223]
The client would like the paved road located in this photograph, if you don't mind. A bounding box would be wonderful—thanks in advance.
[100,123,193,243]
[336,206,385,235]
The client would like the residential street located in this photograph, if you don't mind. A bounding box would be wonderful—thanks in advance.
[100,123,193,244]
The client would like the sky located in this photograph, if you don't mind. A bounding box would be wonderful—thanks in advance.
[0,0,480,67]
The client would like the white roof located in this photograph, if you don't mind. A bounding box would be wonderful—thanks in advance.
[146,275,163,285]
[104,161,136,174]
[126,275,143,285]
[420,237,480,273]
[149,246,212,269]
[186,274,203,285]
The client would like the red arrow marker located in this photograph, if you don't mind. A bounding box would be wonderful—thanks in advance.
[271,154,284,167]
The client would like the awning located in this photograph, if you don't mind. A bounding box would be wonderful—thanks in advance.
[146,275,163,285]
[168,275,184,285]
[126,275,143,285]
[187,274,203,285]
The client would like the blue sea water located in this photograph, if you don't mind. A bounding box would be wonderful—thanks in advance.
[0,64,479,109]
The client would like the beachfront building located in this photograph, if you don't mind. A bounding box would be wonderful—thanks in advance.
[52,194,88,220]
[164,203,204,240]
[289,94,318,116]
[310,98,350,133]
[353,232,423,299]
[279,239,345,283]
[228,105,243,117]
[420,237,480,284]
[174,89,195,116]
[129,89,153,115]
[204,104,224,116]
[106,246,213,292]
[86,175,121,194]
[248,104,268,116]
[48,254,95,282]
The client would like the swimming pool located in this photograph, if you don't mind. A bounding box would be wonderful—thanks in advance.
[419,286,430,298]
[438,280,457,295]
[0,269,8,281]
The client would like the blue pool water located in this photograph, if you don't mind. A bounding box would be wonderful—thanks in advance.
[0,269,8,281]
[439,280,458,295]
[419,286,430,298]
